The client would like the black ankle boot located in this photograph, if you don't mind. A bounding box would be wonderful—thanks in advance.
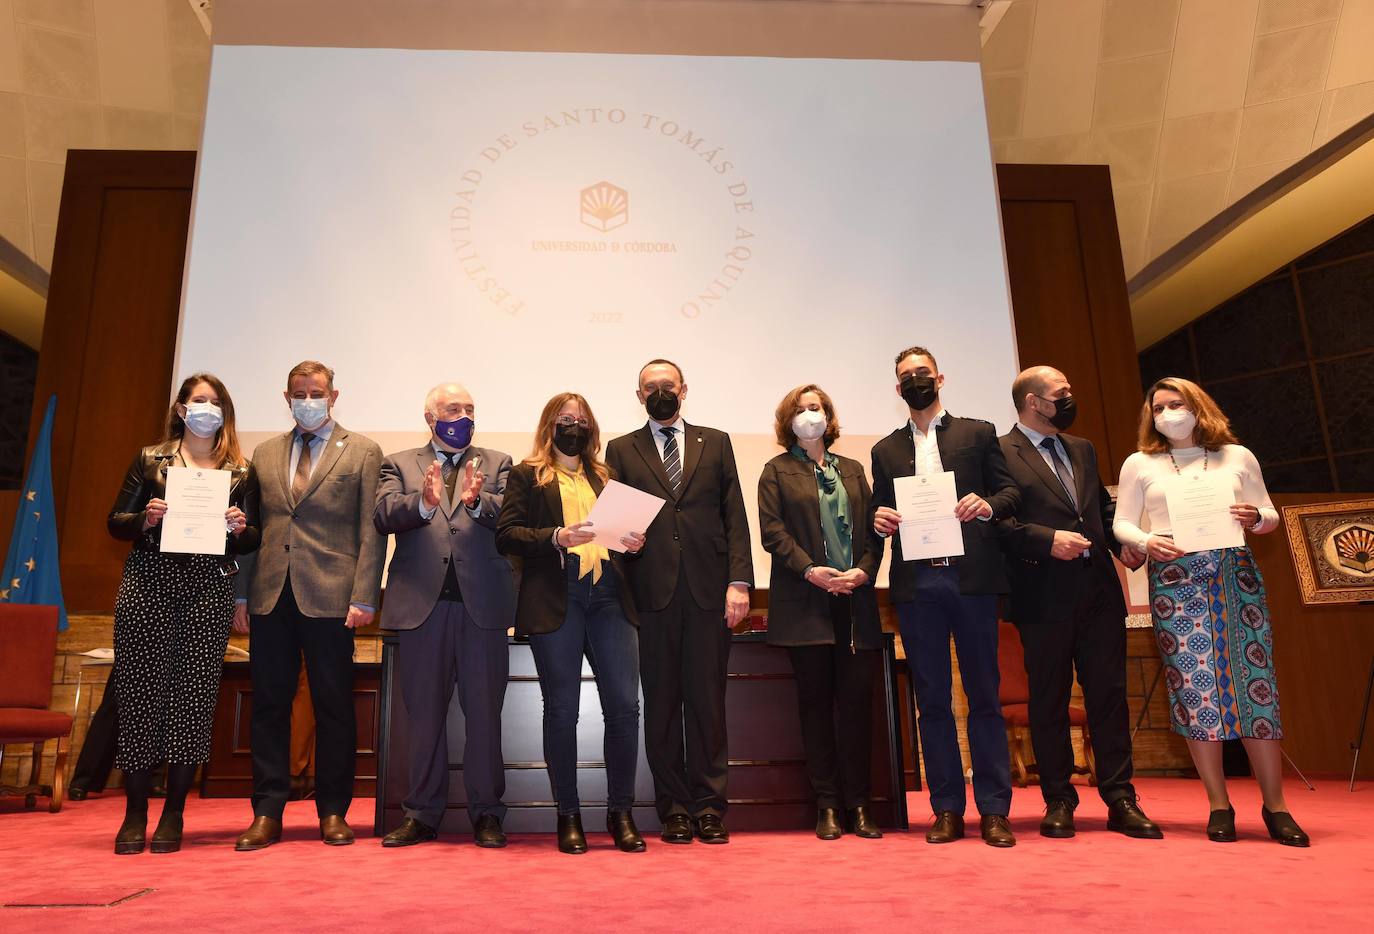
[815,807,842,840]
[557,813,587,854]
[849,806,884,839]
[607,810,646,852]
[1262,807,1310,847]
[151,810,184,854]
[1207,806,1236,843]
[115,812,147,854]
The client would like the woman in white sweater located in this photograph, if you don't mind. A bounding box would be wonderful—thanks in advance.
[1114,377,1307,847]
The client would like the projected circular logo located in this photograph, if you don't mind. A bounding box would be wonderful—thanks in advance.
[448,107,758,324]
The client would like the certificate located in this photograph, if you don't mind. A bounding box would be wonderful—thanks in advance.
[161,466,232,555]
[584,480,667,553]
[1163,472,1244,554]
[893,472,965,561]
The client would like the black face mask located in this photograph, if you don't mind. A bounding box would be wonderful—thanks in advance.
[644,387,681,422]
[1038,394,1077,431]
[899,375,938,411]
[553,424,590,457]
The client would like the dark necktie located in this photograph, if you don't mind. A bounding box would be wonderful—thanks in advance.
[1040,437,1078,508]
[660,427,683,496]
[441,451,461,503]
[291,432,316,504]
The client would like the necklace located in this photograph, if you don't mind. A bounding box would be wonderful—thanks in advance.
[1167,448,1207,475]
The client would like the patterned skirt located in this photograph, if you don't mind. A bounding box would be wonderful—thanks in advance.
[1147,547,1281,742]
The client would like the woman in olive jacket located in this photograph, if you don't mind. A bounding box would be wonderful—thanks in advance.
[758,384,884,841]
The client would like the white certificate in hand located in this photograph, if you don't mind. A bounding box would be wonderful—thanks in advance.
[894,472,965,561]
[584,480,667,553]
[1163,472,1244,554]
[161,465,232,555]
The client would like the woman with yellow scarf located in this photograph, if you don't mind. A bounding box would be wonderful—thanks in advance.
[497,392,647,854]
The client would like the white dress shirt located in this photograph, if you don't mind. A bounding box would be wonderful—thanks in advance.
[909,410,947,476]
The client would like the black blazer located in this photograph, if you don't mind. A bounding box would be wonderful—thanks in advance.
[996,427,1126,625]
[495,462,638,637]
[757,451,883,649]
[870,413,1018,600]
[605,423,754,613]
[108,441,260,566]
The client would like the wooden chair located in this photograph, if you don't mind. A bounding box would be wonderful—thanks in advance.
[0,604,74,811]
[997,620,1096,788]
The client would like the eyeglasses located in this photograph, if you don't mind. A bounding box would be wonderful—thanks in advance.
[555,416,590,428]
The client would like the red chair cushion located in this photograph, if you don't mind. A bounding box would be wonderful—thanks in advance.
[0,605,60,708]
[0,707,73,742]
[998,621,1030,705]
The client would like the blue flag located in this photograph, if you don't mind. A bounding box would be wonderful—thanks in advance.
[2,395,68,631]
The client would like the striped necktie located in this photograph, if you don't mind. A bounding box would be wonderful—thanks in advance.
[660,427,683,496]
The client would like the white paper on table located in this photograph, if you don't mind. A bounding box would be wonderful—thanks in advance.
[161,465,232,555]
[893,472,965,561]
[1162,472,1244,554]
[584,480,667,553]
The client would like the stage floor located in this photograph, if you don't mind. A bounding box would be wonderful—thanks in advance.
[2,778,1368,932]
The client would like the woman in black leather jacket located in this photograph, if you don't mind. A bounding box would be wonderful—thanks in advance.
[106,372,259,854]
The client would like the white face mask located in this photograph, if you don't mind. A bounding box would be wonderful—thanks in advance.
[791,409,827,442]
[1154,408,1197,441]
[291,397,330,432]
[182,401,223,438]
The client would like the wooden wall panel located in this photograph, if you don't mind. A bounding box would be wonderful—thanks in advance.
[997,164,1143,479]
[28,151,196,612]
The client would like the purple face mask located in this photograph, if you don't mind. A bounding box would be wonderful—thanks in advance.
[434,415,474,450]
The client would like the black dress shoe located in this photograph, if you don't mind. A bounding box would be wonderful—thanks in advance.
[1262,807,1310,848]
[926,811,965,844]
[695,814,730,844]
[474,814,507,849]
[815,807,843,840]
[1040,800,1076,839]
[114,813,147,855]
[382,817,438,848]
[69,785,88,801]
[150,811,183,854]
[661,813,693,844]
[1207,806,1237,843]
[607,810,646,852]
[980,814,1016,848]
[1108,797,1164,839]
[557,814,588,854]
[849,806,883,839]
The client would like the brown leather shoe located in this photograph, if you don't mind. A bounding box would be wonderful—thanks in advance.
[926,811,965,844]
[320,814,355,846]
[980,814,1016,848]
[234,815,282,851]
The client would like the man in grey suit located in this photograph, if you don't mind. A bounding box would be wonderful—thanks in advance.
[373,382,515,848]
[235,360,386,851]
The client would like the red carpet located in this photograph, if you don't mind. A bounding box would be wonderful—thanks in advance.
[2,779,1369,932]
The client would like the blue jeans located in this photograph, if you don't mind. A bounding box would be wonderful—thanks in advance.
[528,558,641,815]
[896,565,1011,817]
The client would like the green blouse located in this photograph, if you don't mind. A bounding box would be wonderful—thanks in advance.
[790,445,852,571]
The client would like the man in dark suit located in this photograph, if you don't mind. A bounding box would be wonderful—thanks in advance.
[871,345,1018,847]
[373,383,516,849]
[235,360,386,851]
[997,366,1161,839]
[605,359,753,844]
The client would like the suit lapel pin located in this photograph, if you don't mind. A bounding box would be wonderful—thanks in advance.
[336,441,344,447]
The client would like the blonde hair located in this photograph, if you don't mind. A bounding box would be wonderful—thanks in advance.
[1137,377,1238,454]
[523,392,611,487]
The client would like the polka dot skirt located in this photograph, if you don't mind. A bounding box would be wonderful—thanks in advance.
[112,550,234,771]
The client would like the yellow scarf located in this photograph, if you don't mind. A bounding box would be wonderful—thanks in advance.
[554,464,608,583]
